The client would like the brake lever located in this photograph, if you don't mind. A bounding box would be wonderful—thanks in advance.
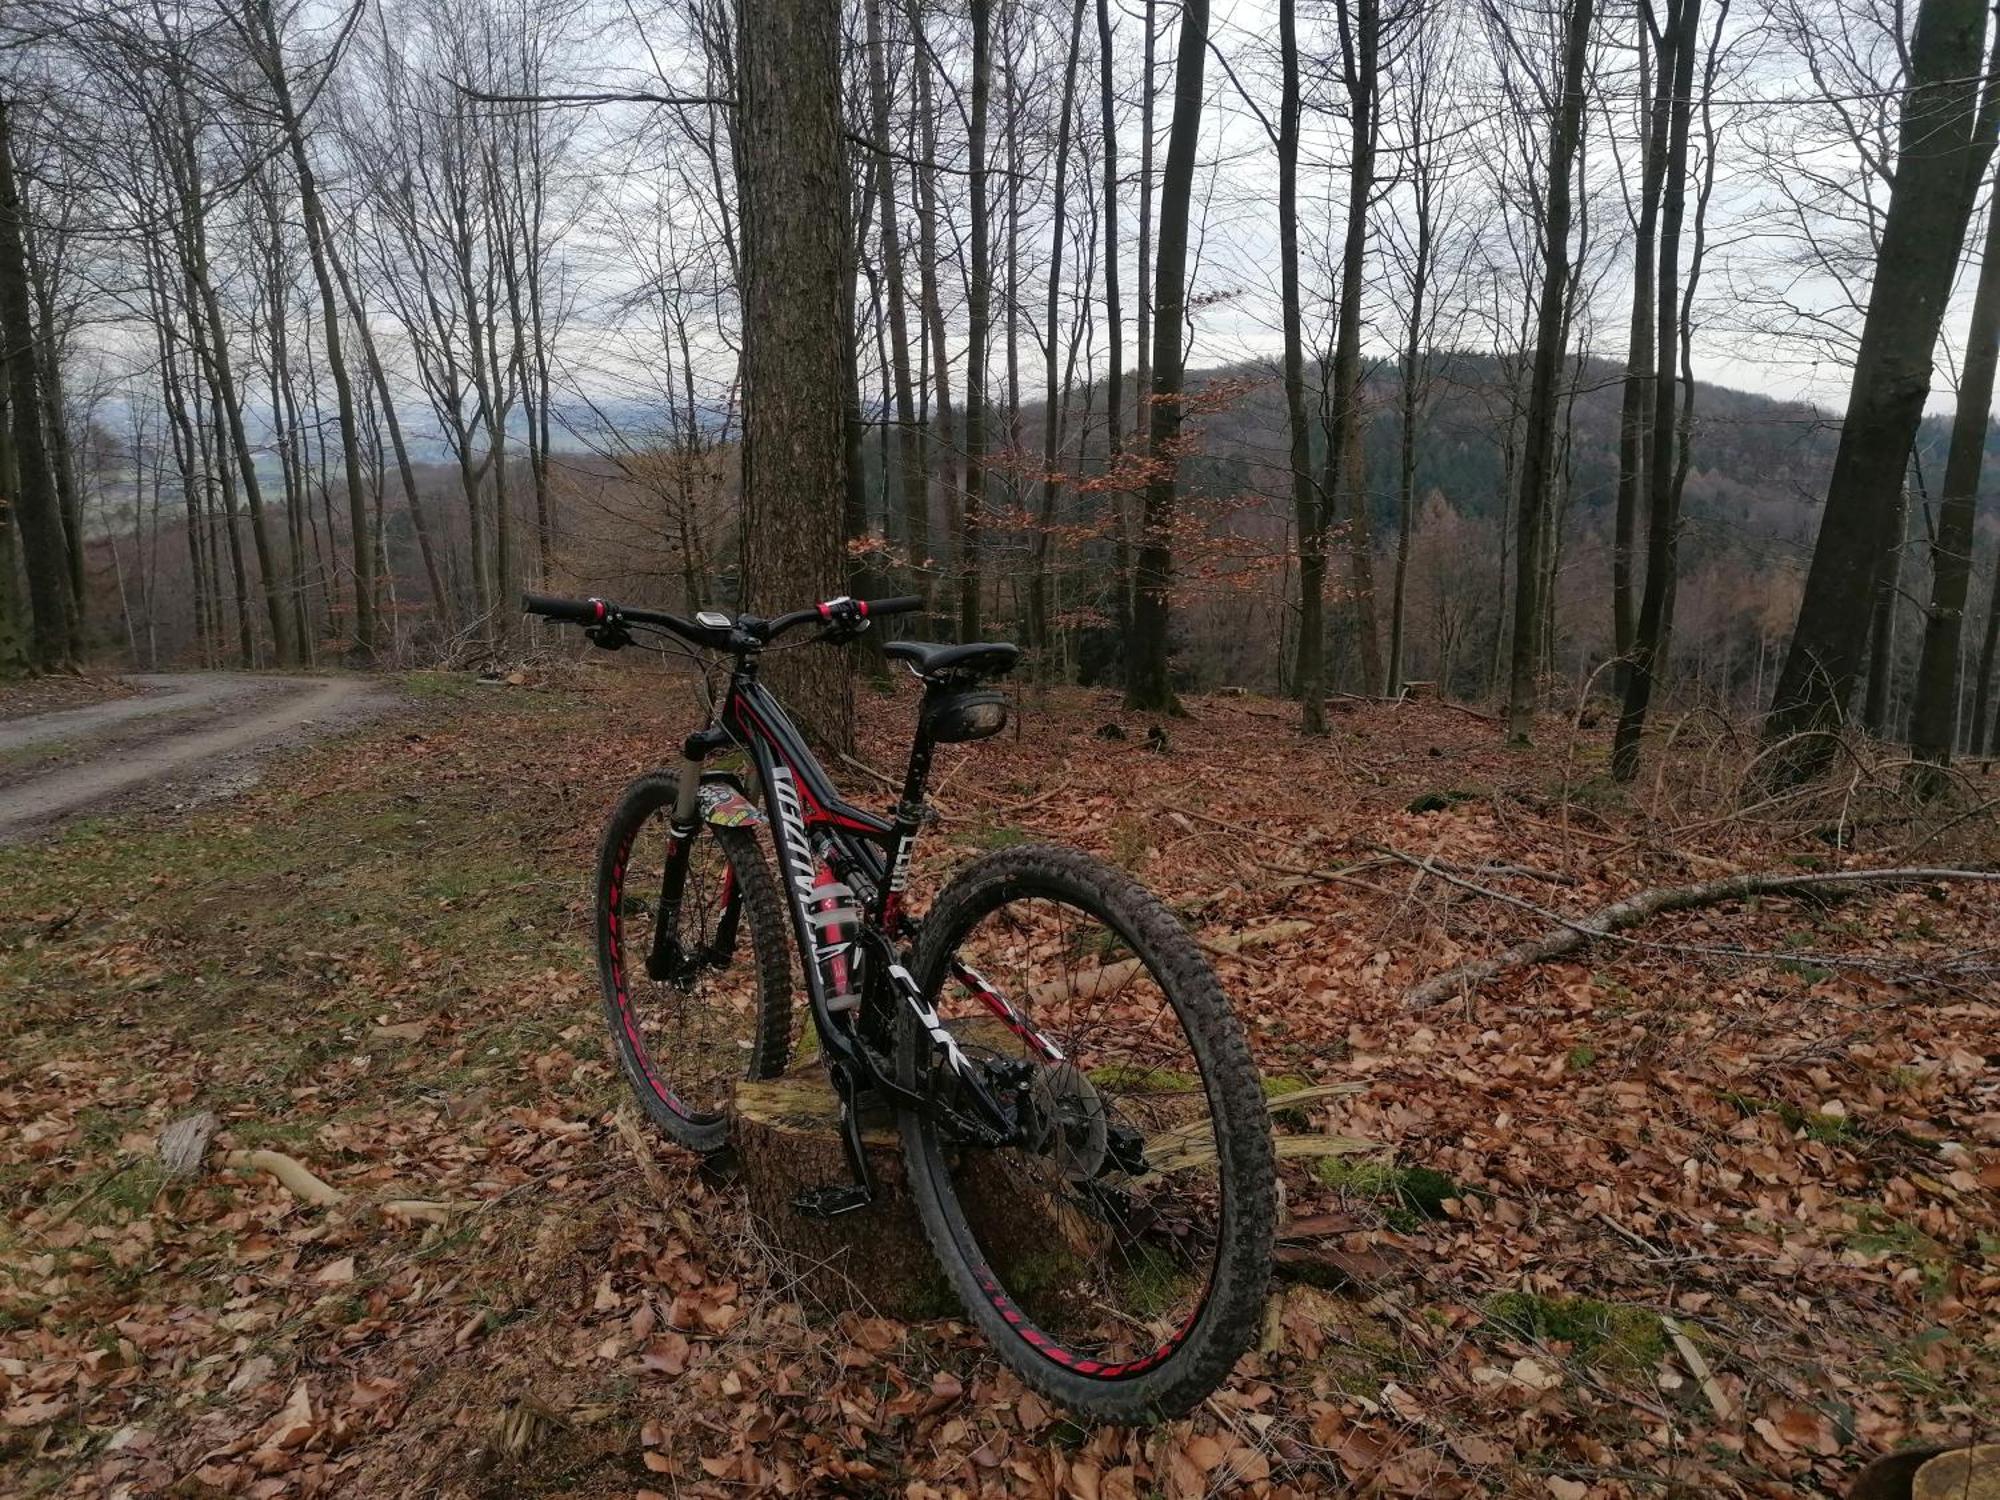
[585,621,633,651]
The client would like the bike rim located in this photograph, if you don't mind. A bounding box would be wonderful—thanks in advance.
[918,892,1228,1379]
[604,808,756,1123]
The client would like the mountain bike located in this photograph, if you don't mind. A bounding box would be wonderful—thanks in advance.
[524,589,1275,1422]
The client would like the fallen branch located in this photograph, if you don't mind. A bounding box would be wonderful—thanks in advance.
[220,1147,475,1223]
[223,1148,344,1207]
[1399,860,2000,1008]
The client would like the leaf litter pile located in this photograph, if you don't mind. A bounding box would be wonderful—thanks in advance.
[1,667,1994,1498]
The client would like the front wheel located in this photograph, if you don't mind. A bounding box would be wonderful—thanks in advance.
[897,844,1275,1423]
[595,772,793,1153]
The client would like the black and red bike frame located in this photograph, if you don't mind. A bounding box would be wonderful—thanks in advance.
[664,635,1062,1151]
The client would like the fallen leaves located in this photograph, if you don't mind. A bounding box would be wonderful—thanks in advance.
[1,679,1992,1498]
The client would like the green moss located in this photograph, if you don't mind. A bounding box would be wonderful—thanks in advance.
[1314,1155,1464,1224]
[1087,1062,1199,1094]
[400,670,482,700]
[1260,1073,1311,1098]
[1482,1292,1667,1370]
[1717,1088,1853,1143]
[1565,1045,1598,1072]
[1110,1244,1195,1320]
[958,825,1031,852]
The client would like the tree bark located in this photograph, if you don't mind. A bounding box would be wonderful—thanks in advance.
[1279,0,1323,731]
[1763,0,2000,781]
[735,0,854,752]
[1097,0,1130,649]
[1330,0,1383,694]
[1863,486,1906,738]
[1613,23,1668,696]
[0,97,76,672]
[911,2,959,632]
[1505,0,1595,744]
[1030,0,1087,660]
[960,0,993,642]
[1972,545,2000,753]
[0,390,26,674]
[864,0,928,604]
[1612,0,1702,780]
[1136,0,1157,441]
[1909,155,2000,774]
[1123,0,1207,713]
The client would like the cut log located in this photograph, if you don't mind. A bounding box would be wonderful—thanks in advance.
[1849,1447,1956,1500]
[1913,1447,2000,1500]
[731,1025,1107,1322]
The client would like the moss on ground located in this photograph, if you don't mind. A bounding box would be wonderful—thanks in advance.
[1314,1155,1465,1226]
[1087,1062,1198,1094]
[1482,1291,1667,1371]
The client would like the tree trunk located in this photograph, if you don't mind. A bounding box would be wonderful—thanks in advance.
[1910,155,2000,774]
[1030,0,1087,659]
[1279,0,1323,731]
[0,392,26,674]
[1764,0,2000,781]
[1097,0,1130,649]
[1864,487,1906,738]
[960,0,993,642]
[1972,546,2000,753]
[865,0,928,604]
[1613,23,1667,696]
[735,0,855,752]
[248,0,374,657]
[1124,0,1207,713]
[0,98,76,672]
[1505,0,1595,745]
[1612,0,1702,780]
[912,2,959,633]
[1332,0,1383,694]
[329,248,453,631]
[1136,0,1157,440]
[24,237,84,616]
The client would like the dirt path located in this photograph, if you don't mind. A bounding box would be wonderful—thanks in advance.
[0,672,391,842]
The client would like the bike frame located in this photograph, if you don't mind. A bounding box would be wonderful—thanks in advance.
[660,650,1061,1129]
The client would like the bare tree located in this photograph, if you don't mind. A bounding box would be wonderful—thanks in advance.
[1764,0,2000,782]
[1124,0,1207,712]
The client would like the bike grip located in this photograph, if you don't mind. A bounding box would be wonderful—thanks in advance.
[864,596,925,617]
[521,592,608,625]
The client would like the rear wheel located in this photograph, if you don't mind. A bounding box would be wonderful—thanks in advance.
[596,772,792,1152]
[897,844,1274,1423]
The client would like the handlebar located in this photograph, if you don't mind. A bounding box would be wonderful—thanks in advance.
[522,591,923,653]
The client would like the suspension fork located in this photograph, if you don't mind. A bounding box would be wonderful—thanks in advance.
[647,729,734,979]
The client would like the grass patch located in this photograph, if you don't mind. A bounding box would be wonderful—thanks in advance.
[1482,1291,1667,1371]
[1314,1155,1465,1227]
[1565,1045,1598,1072]
[1716,1089,1854,1144]
[1110,1244,1196,1320]
[1087,1062,1199,1094]
[957,825,1031,852]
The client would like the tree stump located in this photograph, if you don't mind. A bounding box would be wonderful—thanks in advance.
[731,1025,1106,1323]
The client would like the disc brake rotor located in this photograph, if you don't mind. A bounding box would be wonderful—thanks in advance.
[1030,1062,1110,1181]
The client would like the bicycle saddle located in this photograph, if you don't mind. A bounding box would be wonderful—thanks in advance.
[884,640,1020,679]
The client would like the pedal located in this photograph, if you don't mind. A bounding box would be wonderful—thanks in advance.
[791,1183,872,1218]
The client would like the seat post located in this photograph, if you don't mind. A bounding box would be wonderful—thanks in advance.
[898,683,943,815]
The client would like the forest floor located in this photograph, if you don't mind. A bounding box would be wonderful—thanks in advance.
[1,663,1994,1499]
